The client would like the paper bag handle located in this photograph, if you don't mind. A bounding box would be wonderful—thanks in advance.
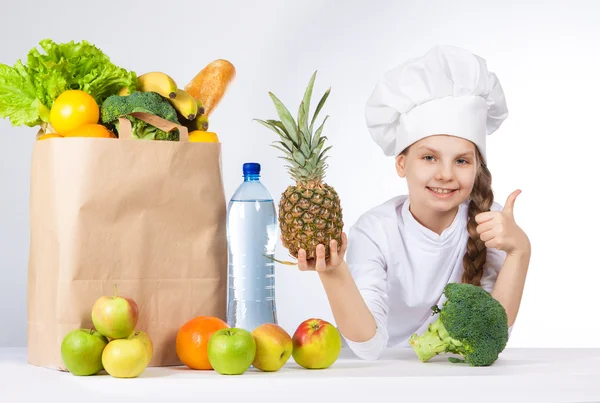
[117,112,190,142]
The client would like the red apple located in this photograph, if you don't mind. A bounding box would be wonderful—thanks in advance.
[292,318,342,369]
[92,284,139,339]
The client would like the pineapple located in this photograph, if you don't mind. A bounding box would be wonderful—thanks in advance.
[255,72,343,260]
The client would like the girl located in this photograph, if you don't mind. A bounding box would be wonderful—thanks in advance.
[295,46,531,360]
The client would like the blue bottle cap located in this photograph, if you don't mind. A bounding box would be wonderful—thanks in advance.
[243,162,261,175]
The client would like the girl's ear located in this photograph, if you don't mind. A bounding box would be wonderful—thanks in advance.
[396,154,407,178]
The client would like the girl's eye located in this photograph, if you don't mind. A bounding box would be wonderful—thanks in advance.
[456,159,470,165]
[423,155,436,162]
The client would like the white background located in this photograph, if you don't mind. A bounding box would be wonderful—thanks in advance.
[1,0,598,348]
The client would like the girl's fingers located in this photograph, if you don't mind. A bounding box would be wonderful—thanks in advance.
[475,211,498,224]
[485,239,498,249]
[479,230,495,243]
[340,232,348,255]
[476,221,495,235]
[315,244,326,271]
[298,249,308,271]
[329,239,339,267]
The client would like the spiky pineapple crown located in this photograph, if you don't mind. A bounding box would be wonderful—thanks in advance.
[255,71,331,185]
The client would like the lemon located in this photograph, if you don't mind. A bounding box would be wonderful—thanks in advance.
[188,131,219,143]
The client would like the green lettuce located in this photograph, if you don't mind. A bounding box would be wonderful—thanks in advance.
[0,39,137,127]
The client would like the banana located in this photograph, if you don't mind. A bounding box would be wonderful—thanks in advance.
[168,89,198,120]
[196,115,209,131]
[180,112,209,132]
[196,99,205,116]
[118,86,132,96]
[137,72,177,99]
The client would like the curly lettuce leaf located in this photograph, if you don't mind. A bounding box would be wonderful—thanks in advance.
[28,39,137,106]
[0,62,43,126]
[0,39,136,127]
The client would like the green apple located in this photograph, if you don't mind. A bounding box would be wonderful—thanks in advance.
[292,318,342,369]
[130,330,153,365]
[207,328,256,375]
[92,284,139,339]
[251,323,292,372]
[61,328,108,376]
[102,336,148,378]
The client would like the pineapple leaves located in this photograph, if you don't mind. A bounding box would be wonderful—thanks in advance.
[312,115,329,146]
[298,102,311,148]
[301,71,317,135]
[274,140,293,153]
[269,92,299,145]
[267,120,288,135]
[318,146,333,164]
[257,73,334,183]
[310,88,331,133]
[254,119,284,137]
[292,150,306,166]
[315,137,326,158]
[299,141,311,159]
[303,71,317,116]
[277,155,298,166]
[270,144,290,155]
[255,118,299,150]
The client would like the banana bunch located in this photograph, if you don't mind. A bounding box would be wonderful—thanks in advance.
[119,72,209,131]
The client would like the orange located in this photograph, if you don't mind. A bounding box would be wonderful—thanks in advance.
[62,124,116,138]
[176,316,229,370]
[188,130,219,143]
[50,90,100,133]
[37,133,63,140]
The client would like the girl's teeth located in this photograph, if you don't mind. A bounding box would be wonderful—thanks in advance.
[430,188,454,194]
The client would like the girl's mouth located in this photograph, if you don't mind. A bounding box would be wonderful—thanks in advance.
[427,186,457,198]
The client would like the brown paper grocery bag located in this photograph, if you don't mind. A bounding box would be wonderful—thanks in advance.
[27,112,227,369]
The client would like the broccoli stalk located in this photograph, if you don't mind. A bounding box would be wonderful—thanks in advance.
[409,316,463,363]
[101,91,180,140]
[408,283,509,367]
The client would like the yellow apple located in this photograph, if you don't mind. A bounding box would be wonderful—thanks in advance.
[251,323,293,372]
[102,337,148,378]
[130,330,153,365]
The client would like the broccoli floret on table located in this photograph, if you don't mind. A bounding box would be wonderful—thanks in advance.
[409,282,509,367]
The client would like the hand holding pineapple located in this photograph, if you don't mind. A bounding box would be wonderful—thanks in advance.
[256,71,344,261]
[293,232,348,272]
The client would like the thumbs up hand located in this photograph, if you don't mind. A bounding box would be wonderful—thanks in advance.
[475,190,531,256]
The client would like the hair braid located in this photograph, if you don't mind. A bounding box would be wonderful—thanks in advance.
[461,151,494,286]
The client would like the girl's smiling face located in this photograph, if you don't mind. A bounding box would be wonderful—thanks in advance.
[396,135,478,214]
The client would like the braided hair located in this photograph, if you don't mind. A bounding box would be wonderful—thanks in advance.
[461,148,494,285]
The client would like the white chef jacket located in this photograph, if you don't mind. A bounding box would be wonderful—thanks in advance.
[342,195,509,360]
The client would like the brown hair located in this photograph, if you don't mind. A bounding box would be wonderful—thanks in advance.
[461,148,493,286]
[400,145,493,286]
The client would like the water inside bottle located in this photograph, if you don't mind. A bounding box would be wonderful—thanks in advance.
[226,198,278,332]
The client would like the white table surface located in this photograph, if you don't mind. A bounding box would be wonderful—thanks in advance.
[2,347,600,402]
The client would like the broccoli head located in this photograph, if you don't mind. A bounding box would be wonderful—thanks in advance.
[101,91,180,140]
[409,283,509,367]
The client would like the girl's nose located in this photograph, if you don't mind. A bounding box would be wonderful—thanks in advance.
[435,164,455,181]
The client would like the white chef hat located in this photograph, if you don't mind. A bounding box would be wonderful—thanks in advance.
[365,45,508,163]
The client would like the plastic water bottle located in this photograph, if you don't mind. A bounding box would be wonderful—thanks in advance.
[226,162,278,331]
